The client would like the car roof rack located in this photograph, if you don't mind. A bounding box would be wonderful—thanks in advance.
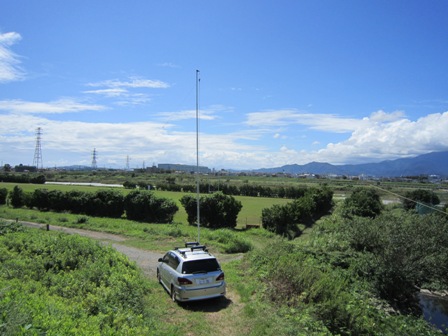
[190,245,207,252]
[174,242,209,258]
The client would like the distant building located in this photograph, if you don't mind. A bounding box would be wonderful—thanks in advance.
[158,163,210,174]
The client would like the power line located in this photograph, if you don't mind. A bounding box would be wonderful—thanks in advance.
[369,183,448,216]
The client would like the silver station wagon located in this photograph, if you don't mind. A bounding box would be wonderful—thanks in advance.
[157,242,226,302]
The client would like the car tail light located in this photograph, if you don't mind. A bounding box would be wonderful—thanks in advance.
[177,277,193,285]
[216,273,225,281]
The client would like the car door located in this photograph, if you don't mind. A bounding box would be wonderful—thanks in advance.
[165,252,180,286]
[159,253,171,287]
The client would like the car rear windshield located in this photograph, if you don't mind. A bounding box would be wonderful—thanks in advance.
[181,259,220,274]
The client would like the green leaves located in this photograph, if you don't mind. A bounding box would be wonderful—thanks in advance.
[261,186,334,238]
[341,187,383,219]
[124,190,178,223]
[0,230,153,334]
[180,192,242,229]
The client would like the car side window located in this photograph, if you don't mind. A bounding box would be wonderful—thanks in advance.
[162,253,170,263]
[167,252,180,270]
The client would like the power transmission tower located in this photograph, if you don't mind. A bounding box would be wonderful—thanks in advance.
[33,127,43,169]
[92,148,98,169]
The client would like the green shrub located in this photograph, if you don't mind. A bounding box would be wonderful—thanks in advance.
[0,220,24,235]
[8,186,25,208]
[76,216,89,224]
[341,187,383,218]
[0,230,154,334]
[0,188,8,205]
[246,225,442,335]
[345,212,448,301]
[402,189,440,211]
[124,190,178,223]
[203,229,252,253]
[181,192,242,229]
[261,186,334,238]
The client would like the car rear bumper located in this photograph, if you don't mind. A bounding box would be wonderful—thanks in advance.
[174,282,226,302]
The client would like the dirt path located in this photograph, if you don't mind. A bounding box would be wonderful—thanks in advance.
[15,220,246,335]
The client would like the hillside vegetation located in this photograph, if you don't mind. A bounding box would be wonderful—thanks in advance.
[0,223,176,335]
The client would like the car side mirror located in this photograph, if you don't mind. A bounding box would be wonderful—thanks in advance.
[158,258,164,262]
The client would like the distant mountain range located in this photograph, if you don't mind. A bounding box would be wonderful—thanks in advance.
[253,151,448,177]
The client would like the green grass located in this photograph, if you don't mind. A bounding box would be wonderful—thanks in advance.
[0,204,275,254]
[0,182,291,227]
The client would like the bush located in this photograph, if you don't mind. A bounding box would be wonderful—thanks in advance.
[402,189,440,211]
[124,190,178,223]
[261,186,334,238]
[8,186,25,208]
[341,187,383,218]
[262,203,299,238]
[344,212,448,302]
[180,192,242,229]
[85,189,124,218]
[247,237,440,335]
[0,220,24,235]
[0,230,153,334]
[203,229,253,253]
[0,188,7,205]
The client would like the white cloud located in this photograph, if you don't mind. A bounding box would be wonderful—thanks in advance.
[307,111,448,164]
[246,109,364,133]
[0,31,25,82]
[83,88,128,97]
[1,97,447,169]
[84,76,168,105]
[156,109,218,121]
[87,76,169,89]
[0,99,105,114]
[157,62,180,68]
[369,109,405,122]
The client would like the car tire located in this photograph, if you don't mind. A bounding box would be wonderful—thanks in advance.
[157,270,161,283]
[171,285,176,302]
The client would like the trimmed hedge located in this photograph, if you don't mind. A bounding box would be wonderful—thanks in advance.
[9,186,178,223]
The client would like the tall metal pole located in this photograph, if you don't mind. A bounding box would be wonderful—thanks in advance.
[196,69,201,243]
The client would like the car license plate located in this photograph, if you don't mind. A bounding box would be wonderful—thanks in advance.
[196,278,210,284]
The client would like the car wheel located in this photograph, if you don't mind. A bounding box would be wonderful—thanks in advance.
[157,270,161,283]
[171,285,176,302]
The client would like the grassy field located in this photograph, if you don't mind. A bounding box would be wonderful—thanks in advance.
[0,182,291,228]
[1,178,446,335]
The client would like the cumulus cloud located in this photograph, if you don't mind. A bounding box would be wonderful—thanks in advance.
[308,111,448,164]
[0,31,24,82]
[239,109,448,167]
[1,96,447,169]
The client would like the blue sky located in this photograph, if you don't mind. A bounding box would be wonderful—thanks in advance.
[1,1,448,170]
